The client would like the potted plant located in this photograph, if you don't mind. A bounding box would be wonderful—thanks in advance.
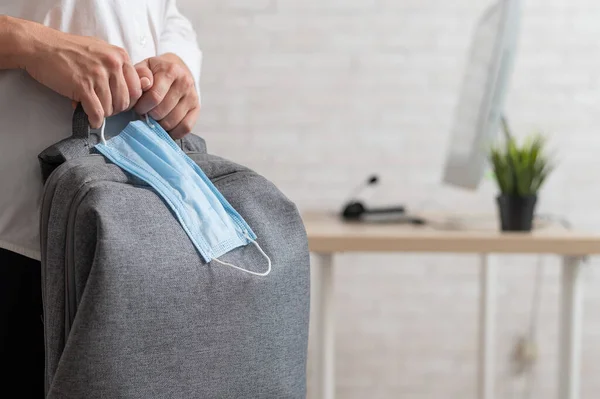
[489,120,553,232]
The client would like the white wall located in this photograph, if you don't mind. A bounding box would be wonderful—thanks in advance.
[178,0,600,397]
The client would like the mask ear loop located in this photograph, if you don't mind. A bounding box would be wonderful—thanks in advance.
[144,114,184,149]
[211,235,272,277]
[99,119,107,145]
[145,114,155,129]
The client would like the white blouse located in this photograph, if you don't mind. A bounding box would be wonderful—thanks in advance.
[0,0,202,260]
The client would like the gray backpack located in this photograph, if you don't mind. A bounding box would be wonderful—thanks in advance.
[38,107,310,398]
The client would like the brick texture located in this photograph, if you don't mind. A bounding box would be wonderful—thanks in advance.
[178,0,600,397]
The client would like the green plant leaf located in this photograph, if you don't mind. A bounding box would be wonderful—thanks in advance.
[487,131,553,196]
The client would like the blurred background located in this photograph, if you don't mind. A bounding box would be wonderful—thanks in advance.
[178,0,600,397]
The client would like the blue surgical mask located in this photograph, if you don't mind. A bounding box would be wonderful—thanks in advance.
[94,116,271,277]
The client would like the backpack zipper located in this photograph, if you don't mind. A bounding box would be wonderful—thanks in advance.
[64,182,97,337]
[40,155,104,394]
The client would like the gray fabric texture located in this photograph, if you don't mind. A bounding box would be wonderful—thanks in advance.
[38,108,310,399]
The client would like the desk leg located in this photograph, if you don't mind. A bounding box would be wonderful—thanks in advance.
[559,256,585,399]
[478,254,496,399]
[311,254,335,399]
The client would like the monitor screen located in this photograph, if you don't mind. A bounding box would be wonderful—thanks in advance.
[443,0,520,189]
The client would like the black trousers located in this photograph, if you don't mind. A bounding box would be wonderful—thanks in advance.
[0,248,44,398]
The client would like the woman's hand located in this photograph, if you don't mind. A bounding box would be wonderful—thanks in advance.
[16,18,142,128]
[134,53,200,139]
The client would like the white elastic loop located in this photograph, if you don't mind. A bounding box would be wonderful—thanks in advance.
[145,114,155,128]
[99,119,107,145]
[211,238,272,277]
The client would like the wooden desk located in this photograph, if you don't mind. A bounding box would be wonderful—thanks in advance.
[303,212,600,399]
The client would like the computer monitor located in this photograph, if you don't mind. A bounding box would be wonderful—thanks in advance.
[443,0,521,190]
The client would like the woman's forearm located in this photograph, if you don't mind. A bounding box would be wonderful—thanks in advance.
[0,15,37,70]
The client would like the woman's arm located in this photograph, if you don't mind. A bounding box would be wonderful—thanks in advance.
[157,1,202,99]
[0,15,141,128]
[131,1,202,138]
[0,15,34,70]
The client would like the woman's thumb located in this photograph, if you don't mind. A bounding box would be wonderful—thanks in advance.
[135,60,154,91]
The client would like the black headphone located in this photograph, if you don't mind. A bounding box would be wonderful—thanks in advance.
[340,175,425,225]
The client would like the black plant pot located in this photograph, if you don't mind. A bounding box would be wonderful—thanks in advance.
[496,195,537,232]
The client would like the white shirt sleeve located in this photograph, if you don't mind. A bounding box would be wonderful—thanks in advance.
[157,0,203,102]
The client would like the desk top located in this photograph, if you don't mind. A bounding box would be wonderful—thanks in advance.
[302,212,600,255]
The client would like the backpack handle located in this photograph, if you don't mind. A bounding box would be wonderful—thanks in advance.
[71,103,207,152]
[39,104,207,183]
[72,103,92,139]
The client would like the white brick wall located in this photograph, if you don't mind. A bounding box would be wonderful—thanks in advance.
[179,0,600,397]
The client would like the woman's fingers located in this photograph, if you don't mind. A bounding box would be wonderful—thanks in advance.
[109,71,130,114]
[123,63,143,109]
[168,106,200,139]
[80,92,105,129]
[94,81,113,120]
